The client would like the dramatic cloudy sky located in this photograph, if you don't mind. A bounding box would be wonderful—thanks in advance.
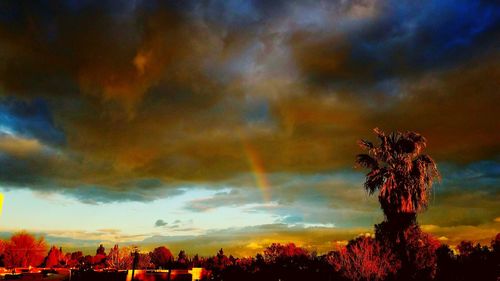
[0,0,499,256]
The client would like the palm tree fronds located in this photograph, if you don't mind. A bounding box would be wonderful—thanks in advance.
[357,128,440,219]
[357,139,374,150]
[356,154,378,169]
[365,168,385,194]
[405,131,427,154]
[373,127,385,138]
[396,137,416,154]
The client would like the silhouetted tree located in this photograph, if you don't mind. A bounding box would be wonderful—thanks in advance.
[45,246,63,268]
[0,240,5,267]
[356,128,439,229]
[215,248,231,269]
[150,246,173,269]
[67,251,83,268]
[492,233,500,253]
[255,253,265,271]
[400,226,440,280]
[263,243,308,265]
[82,255,93,269]
[356,129,440,280]
[192,254,201,267]
[331,236,400,281]
[235,257,254,272]
[96,244,106,256]
[435,244,458,281]
[3,231,47,267]
[89,244,107,268]
[137,252,153,269]
[457,241,475,257]
[449,239,497,281]
[492,233,500,275]
[177,250,188,268]
[107,244,133,269]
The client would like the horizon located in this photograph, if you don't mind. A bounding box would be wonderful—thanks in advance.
[0,0,499,259]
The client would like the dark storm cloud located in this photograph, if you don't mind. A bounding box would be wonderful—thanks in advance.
[420,161,500,227]
[0,0,224,108]
[291,0,500,88]
[0,152,48,186]
[439,161,500,191]
[0,0,498,207]
[59,184,186,204]
[0,143,186,202]
[0,97,65,146]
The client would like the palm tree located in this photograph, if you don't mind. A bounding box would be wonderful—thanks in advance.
[356,128,440,227]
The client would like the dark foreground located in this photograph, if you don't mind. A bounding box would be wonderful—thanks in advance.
[0,266,498,281]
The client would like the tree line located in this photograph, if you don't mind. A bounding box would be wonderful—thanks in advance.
[0,231,498,281]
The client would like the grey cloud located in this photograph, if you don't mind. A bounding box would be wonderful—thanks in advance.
[155,220,168,227]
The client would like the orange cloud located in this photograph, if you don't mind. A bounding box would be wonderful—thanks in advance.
[0,135,43,157]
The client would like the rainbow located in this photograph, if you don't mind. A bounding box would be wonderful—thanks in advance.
[243,141,272,203]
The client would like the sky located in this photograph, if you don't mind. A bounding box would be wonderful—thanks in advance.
[0,0,499,256]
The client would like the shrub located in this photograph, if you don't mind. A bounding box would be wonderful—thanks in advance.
[331,236,400,281]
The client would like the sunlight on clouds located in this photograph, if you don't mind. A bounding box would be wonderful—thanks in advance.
[0,135,43,157]
[421,224,439,232]
[133,51,151,76]
[347,0,379,19]
[246,242,263,250]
